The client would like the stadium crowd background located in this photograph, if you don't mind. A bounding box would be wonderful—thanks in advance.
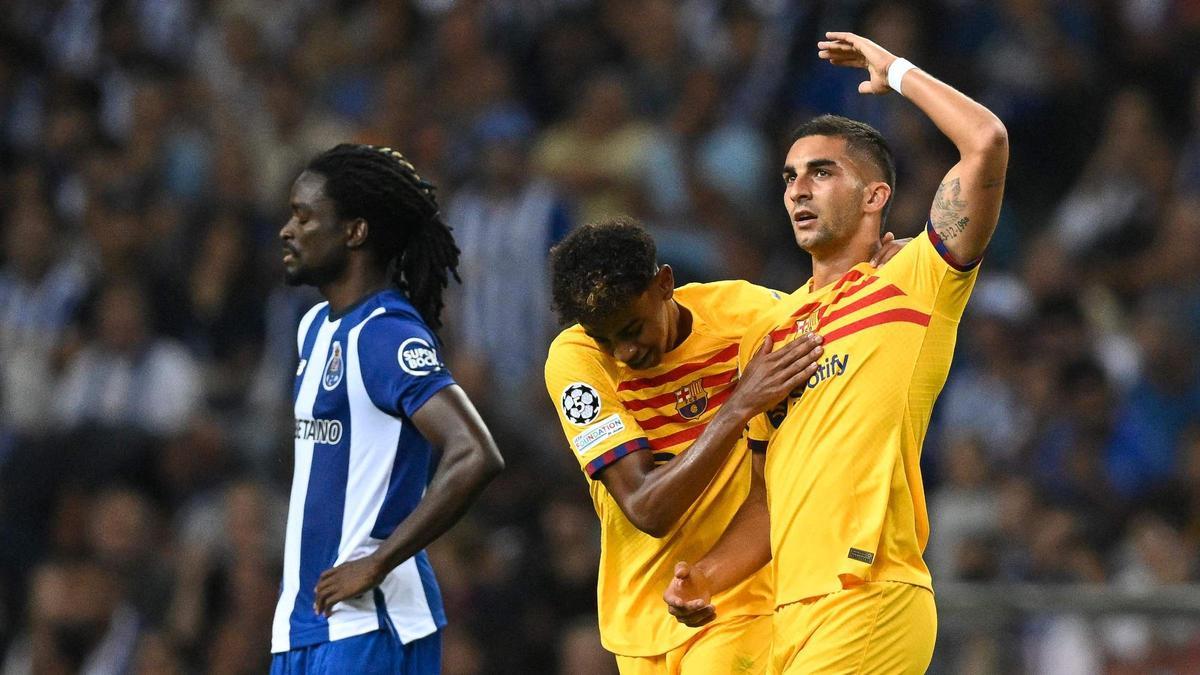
[0,0,1198,672]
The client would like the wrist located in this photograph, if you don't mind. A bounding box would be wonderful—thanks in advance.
[886,57,918,96]
[718,394,757,428]
[367,553,390,582]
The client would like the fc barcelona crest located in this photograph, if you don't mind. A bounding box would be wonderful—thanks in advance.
[675,380,708,420]
[797,313,819,335]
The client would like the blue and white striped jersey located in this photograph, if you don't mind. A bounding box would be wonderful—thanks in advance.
[271,289,451,653]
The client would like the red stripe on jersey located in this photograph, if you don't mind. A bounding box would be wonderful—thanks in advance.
[790,301,822,319]
[832,268,866,292]
[816,276,881,324]
[617,344,739,392]
[818,284,905,329]
[769,321,803,343]
[622,368,738,412]
[823,308,931,344]
[649,420,708,452]
[638,382,735,431]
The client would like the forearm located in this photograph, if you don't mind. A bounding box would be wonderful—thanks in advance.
[894,60,1007,261]
[622,403,754,536]
[893,66,1007,158]
[374,442,502,572]
[693,465,771,593]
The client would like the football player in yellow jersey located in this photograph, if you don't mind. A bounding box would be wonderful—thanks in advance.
[664,32,1008,674]
[544,217,907,674]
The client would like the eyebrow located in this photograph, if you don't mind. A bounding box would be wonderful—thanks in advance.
[783,158,839,175]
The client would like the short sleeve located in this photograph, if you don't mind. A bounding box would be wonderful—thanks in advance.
[875,225,980,320]
[356,314,456,418]
[545,335,651,479]
[746,412,774,451]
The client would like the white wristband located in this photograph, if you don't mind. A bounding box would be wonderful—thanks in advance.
[887,58,917,96]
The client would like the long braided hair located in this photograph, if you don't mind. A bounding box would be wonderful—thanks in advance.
[305,144,461,330]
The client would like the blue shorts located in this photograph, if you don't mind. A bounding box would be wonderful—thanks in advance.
[270,629,440,675]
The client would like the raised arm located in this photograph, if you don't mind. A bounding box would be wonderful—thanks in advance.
[313,385,503,614]
[818,31,1008,265]
[600,332,822,538]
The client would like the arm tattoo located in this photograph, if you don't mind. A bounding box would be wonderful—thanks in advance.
[931,178,969,241]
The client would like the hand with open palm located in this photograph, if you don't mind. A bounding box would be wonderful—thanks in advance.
[817,31,902,95]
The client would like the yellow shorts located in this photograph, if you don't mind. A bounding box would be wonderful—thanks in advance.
[615,614,773,675]
[771,582,935,674]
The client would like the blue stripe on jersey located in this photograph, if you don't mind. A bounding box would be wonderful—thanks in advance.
[370,421,432,540]
[276,289,453,652]
[414,551,447,629]
[288,319,354,646]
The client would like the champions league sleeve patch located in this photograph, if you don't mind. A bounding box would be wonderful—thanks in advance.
[397,337,443,376]
[561,382,602,425]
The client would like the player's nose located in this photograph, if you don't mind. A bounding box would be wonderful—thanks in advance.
[279,218,297,242]
[787,178,809,203]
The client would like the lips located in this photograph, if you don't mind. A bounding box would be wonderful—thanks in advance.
[793,210,817,224]
[627,352,651,369]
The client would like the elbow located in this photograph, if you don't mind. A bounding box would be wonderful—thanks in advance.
[483,449,505,480]
[635,518,672,539]
[455,438,504,489]
[475,442,505,483]
[970,119,1009,157]
[625,504,673,538]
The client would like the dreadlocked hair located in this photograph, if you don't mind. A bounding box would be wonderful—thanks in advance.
[305,144,460,331]
[549,217,657,326]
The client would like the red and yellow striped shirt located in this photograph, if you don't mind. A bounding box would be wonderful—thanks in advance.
[743,226,980,608]
[545,281,779,656]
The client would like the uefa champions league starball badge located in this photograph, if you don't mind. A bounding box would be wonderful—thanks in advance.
[561,383,602,425]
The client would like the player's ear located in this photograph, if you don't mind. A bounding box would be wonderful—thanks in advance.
[655,264,674,300]
[863,181,891,215]
[345,218,369,249]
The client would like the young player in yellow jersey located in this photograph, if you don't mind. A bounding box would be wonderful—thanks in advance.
[545,217,907,674]
[664,32,1008,674]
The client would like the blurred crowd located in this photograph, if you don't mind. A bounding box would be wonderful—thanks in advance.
[0,0,1198,673]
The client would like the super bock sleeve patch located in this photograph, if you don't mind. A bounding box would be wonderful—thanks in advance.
[397,336,444,376]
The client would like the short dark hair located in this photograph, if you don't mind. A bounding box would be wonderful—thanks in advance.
[305,144,460,330]
[790,114,896,227]
[550,217,657,326]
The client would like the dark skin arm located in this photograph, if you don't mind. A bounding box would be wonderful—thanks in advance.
[313,385,504,615]
[599,332,822,538]
[664,450,771,626]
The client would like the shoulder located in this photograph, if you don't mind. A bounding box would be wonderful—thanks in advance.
[877,226,981,280]
[355,308,443,373]
[297,301,329,337]
[547,325,607,372]
[681,280,784,336]
[545,326,627,403]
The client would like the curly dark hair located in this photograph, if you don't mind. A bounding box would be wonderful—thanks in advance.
[305,144,460,330]
[791,114,896,228]
[550,217,657,326]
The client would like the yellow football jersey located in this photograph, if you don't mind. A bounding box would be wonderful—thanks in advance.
[741,226,979,608]
[545,280,781,656]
